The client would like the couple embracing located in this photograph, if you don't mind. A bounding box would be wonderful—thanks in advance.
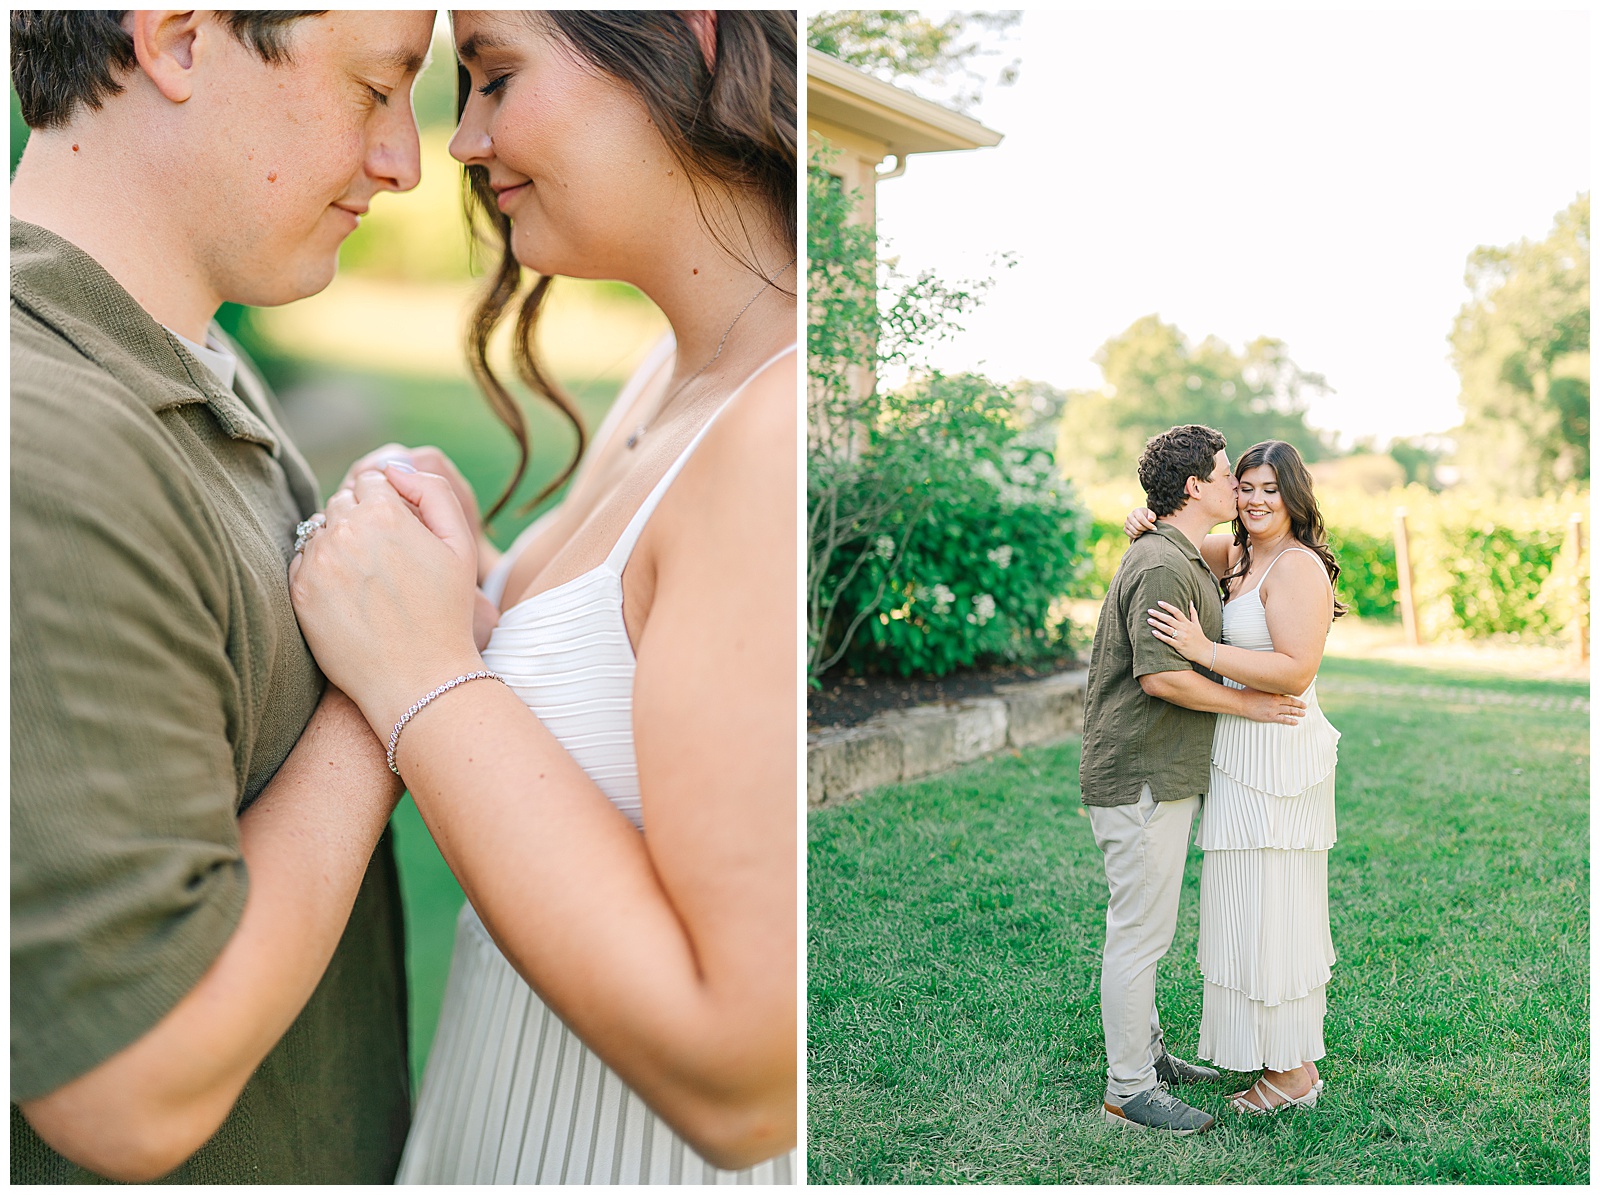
[1080,424,1344,1133]
[12,9,795,1184]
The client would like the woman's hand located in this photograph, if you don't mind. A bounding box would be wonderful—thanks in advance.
[338,444,483,541]
[337,443,502,584]
[1147,599,1212,665]
[289,465,485,735]
[1125,507,1159,539]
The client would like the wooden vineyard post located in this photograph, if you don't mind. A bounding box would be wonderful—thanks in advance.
[1568,513,1588,663]
[1394,508,1420,647]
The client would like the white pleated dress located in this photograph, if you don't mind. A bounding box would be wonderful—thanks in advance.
[395,342,798,1185]
[1195,547,1339,1073]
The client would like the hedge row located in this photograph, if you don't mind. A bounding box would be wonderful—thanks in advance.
[1075,485,1589,642]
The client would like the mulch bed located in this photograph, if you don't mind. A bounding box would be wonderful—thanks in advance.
[808,656,1084,732]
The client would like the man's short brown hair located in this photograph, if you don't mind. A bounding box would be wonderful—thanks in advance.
[1138,424,1228,517]
[10,11,324,130]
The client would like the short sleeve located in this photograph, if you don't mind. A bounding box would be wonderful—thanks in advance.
[10,364,248,1102]
[1125,565,1201,679]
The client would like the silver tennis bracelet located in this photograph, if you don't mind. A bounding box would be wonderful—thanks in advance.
[386,670,507,776]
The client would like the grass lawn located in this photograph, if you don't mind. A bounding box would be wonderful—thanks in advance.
[806,651,1589,1183]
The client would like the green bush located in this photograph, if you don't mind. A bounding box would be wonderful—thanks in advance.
[1325,526,1397,620]
[1073,483,1588,641]
[1437,525,1567,638]
[1069,517,1129,599]
[822,373,1090,678]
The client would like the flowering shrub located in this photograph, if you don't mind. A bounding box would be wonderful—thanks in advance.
[819,372,1091,678]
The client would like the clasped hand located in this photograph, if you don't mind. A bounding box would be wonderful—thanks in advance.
[288,464,486,734]
[1146,600,1210,663]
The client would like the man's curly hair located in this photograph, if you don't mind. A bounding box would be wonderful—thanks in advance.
[1138,424,1228,517]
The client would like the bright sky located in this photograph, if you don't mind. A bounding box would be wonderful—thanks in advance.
[871,8,1590,446]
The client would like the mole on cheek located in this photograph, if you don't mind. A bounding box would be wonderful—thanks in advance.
[71,144,79,152]
[267,172,278,183]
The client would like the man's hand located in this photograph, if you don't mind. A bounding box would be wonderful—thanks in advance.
[1237,689,1307,724]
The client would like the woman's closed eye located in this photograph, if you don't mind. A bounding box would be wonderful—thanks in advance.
[477,74,511,98]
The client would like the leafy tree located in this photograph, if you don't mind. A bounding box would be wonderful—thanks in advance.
[1450,193,1590,496]
[807,10,1020,112]
[1053,314,1333,485]
[1387,435,1447,490]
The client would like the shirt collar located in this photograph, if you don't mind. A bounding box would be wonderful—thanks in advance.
[1150,520,1208,567]
[10,218,279,454]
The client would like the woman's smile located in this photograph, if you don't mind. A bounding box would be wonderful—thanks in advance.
[493,180,531,212]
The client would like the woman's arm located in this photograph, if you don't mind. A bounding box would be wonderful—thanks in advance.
[1198,533,1235,582]
[288,368,797,1171]
[1146,551,1332,694]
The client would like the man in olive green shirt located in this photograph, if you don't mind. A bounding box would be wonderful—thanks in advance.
[1080,425,1307,1135]
[10,11,435,1182]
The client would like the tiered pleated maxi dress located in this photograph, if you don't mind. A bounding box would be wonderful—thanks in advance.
[1196,547,1339,1073]
[394,342,798,1184]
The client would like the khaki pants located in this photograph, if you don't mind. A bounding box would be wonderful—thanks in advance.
[1088,783,1200,1100]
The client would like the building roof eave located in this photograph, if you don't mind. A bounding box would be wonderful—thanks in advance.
[806,49,1003,158]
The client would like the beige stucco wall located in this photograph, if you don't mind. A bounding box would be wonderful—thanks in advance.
[808,118,890,225]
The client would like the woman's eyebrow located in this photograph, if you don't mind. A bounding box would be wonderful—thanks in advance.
[457,30,510,61]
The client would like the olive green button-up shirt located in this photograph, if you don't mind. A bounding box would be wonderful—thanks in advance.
[1079,521,1226,808]
[10,219,409,1182]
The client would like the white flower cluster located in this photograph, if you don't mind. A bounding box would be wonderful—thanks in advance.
[874,534,896,560]
[929,583,955,615]
[967,593,996,625]
[987,544,1013,569]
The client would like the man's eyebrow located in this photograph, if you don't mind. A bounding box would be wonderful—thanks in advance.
[456,30,510,61]
[373,46,430,75]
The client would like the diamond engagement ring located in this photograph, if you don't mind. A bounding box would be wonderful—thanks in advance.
[293,516,325,553]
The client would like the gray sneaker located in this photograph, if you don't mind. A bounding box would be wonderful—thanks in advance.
[1154,1051,1222,1085]
[1103,1084,1216,1135]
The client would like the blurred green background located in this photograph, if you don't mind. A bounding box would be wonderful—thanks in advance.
[11,18,669,1088]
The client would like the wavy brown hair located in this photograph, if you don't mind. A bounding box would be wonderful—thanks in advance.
[1222,440,1348,618]
[460,10,798,522]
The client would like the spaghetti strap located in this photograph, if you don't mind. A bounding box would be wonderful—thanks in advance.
[481,335,678,605]
[1256,545,1332,592]
[603,343,796,572]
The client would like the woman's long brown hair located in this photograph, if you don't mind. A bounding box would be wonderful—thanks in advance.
[459,11,798,523]
[1221,440,1349,618]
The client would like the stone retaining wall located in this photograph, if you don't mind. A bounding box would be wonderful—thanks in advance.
[807,669,1088,807]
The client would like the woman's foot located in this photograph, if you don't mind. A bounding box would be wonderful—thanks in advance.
[1227,1065,1318,1113]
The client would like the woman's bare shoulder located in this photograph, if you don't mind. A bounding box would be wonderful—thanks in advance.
[651,346,796,530]
[1262,546,1333,601]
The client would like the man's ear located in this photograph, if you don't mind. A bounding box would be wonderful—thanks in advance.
[680,10,718,72]
[126,11,210,104]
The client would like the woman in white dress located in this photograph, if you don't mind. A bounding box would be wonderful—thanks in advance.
[1125,439,1341,1115]
[287,11,797,1182]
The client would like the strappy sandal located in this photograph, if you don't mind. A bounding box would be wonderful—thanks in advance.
[1228,1074,1321,1115]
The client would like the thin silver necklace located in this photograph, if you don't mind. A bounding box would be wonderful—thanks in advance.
[626,255,797,450]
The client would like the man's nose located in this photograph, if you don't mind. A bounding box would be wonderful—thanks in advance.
[371,108,424,193]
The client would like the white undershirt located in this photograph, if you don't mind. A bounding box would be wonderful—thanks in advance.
[165,327,239,393]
